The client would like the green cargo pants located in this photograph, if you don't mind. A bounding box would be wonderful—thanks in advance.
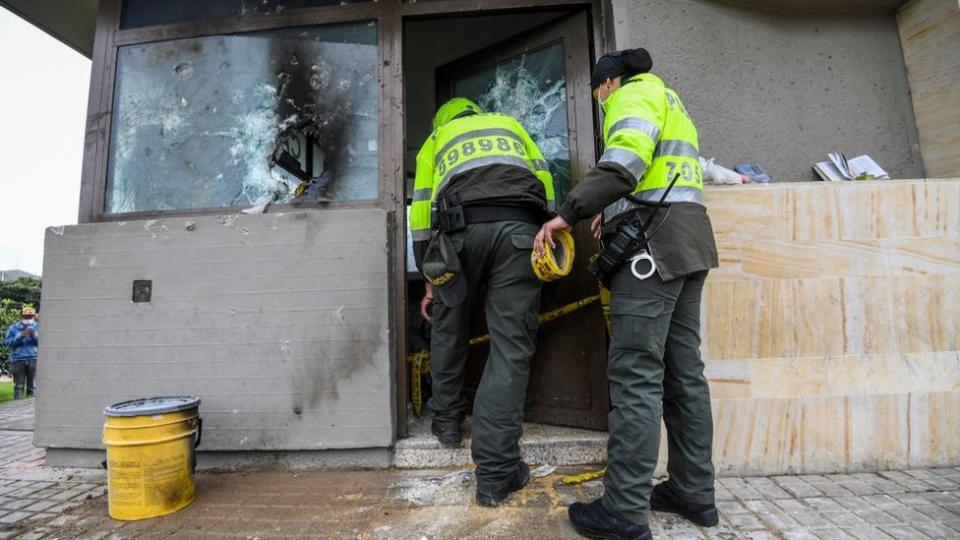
[602,267,715,525]
[427,220,541,492]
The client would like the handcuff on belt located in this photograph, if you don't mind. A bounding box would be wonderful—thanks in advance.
[589,173,681,285]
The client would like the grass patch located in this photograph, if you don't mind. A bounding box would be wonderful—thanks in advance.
[0,381,13,403]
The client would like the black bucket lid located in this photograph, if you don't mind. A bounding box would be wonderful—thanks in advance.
[104,396,201,417]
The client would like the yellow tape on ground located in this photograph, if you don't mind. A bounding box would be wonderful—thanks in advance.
[561,467,607,485]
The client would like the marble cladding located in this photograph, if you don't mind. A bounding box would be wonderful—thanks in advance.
[698,179,960,475]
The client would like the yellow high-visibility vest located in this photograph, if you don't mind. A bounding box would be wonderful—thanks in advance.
[409,112,555,242]
[599,73,703,222]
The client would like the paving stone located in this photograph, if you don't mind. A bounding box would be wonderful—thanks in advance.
[813,528,856,540]
[834,497,876,513]
[772,478,824,498]
[912,521,960,539]
[15,531,49,540]
[877,471,937,492]
[775,499,811,513]
[904,470,960,491]
[790,511,830,529]
[823,511,868,528]
[715,484,736,502]
[881,503,936,524]
[758,510,802,531]
[21,500,58,513]
[805,497,847,513]
[0,511,31,525]
[717,500,751,515]
[703,524,744,539]
[929,469,960,482]
[743,532,778,540]
[842,526,894,540]
[837,482,881,496]
[851,508,900,526]
[745,477,793,499]
[920,492,959,506]
[721,478,765,501]
[43,514,79,527]
[892,493,935,506]
[0,499,34,511]
[726,512,767,531]
[807,482,854,498]
[914,504,960,522]
[783,532,819,540]
[879,525,932,539]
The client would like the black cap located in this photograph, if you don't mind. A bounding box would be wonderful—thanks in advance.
[422,233,468,307]
[591,48,653,90]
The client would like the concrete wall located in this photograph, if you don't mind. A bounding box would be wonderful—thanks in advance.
[34,209,393,453]
[608,0,925,181]
[898,0,960,177]
[698,179,960,474]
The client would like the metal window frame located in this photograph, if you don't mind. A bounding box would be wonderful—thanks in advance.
[80,0,607,439]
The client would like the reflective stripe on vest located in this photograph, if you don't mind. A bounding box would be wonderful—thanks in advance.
[655,140,699,160]
[608,117,661,143]
[598,148,648,180]
[409,112,555,237]
[602,186,704,222]
[439,154,533,192]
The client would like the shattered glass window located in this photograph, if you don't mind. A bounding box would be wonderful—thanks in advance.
[452,41,571,204]
[121,0,372,30]
[106,23,379,214]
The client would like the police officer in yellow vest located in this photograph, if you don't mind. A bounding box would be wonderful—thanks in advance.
[535,49,719,539]
[411,98,554,506]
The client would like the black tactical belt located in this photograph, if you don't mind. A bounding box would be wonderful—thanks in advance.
[462,205,543,226]
[436,197,544,233]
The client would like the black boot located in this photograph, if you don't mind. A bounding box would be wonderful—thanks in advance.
[430,421,462,448]
[568,498,652,540]
[650,481,719,527]
[476,462,529,507]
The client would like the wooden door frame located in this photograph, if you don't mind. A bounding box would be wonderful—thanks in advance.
[81,0,609,440]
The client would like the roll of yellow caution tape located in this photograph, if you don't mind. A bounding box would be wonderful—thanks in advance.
[532,229,575,282]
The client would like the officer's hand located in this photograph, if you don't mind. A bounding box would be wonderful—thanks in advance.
[590,214,602,241]
[534,216,572,256]
[420,293,433,323]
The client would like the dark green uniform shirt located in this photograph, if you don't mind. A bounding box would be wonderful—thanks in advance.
[557,162,718,282]
[412,164,548,269]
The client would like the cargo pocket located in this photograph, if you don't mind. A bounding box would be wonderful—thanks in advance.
[609,296,668,356]
[511,234,534,251]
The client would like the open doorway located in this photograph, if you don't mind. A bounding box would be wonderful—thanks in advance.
[402,8,609,432]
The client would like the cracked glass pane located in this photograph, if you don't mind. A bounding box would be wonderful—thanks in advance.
[121,0,373,30]
[106,22,378,214]
[452,41,571,204]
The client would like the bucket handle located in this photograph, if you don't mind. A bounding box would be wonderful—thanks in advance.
[194,417,203,449]
[191,417,203,474]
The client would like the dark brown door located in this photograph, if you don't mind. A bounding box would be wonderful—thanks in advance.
[436,12,608,430]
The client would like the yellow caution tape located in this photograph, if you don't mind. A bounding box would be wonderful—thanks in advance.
[532,229,575,282]
[561,467,607,485]
[468,294,599,346]
[408,349,431,416]
[408,294,602,414]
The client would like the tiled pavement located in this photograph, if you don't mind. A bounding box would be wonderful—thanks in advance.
[0,397,958,539]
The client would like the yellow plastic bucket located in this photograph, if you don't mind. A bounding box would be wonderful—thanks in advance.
[102,396,202,520]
